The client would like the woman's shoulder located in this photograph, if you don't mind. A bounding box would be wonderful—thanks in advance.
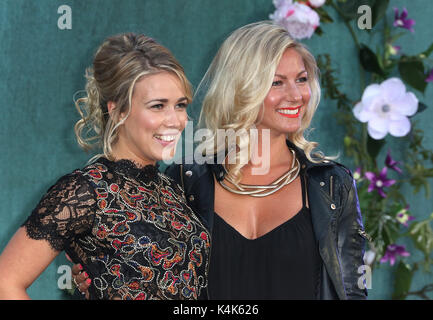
[43,160,107,187]
[38,160,109,203]
[39,167,98,205]
[327,160,353,178]
[307,158,355,187]
[79,158,111,179]
[24,167,99,251]
[47,168,87,190]
[165,160,214,180]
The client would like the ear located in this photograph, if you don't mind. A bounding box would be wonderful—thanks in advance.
[107,101,116,115]
[107,101,123,123]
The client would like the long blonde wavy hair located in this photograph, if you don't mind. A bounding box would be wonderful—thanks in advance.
[197,21,328,184]
[74,33,192,162]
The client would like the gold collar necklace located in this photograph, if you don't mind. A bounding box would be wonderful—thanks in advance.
[218,149,300,197]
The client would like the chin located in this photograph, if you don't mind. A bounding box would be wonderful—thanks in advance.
[276,123,301,135]
[159,146,177,161]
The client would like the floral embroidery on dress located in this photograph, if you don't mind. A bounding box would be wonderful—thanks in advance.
[23,157,210,300]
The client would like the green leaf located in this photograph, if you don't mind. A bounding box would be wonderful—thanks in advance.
[371,0,389,27]
[316,7,334,23]
[367,135,385,160]
[382,217,400,244]
[421,42,433,58]
[398,58,428,93]
[407,214,433,258]
[392,262,415,300]
[415,102,428,116]
[359,44,385,76]
[390,31,406,43]
[315,26,324,36]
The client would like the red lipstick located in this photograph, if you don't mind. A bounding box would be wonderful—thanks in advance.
[277,106,301,118]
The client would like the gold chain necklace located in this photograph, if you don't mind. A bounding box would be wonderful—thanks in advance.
[218,149,300,197]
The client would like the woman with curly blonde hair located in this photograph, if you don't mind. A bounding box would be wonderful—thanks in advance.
[0,33,210,300]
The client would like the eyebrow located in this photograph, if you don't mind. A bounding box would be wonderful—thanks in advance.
[145,97,188,104]
[275,70,307,79]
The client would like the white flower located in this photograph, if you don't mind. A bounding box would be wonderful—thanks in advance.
[309,0,326,8]
[363,250,376,266]
[270,0,320,40]
[353,78,418,140]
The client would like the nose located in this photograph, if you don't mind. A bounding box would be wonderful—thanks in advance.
[285,83,302,103]
[163,107,183,128]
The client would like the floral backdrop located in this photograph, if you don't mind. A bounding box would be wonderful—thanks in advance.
[270,0,433,299]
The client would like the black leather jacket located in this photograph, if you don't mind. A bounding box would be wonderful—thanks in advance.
[165,141,368,300]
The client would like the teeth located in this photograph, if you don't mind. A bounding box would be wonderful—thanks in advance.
[277,108,300,115]
[155,135,177,142]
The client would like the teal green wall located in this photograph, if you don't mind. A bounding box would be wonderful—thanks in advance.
[0,0,431,299]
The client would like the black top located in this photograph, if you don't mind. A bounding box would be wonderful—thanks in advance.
[208,174,321,299]
[23,157,210,300]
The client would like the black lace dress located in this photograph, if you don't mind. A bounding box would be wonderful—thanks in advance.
[23,157,211,300]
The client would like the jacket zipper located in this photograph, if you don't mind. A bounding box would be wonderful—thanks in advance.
[329,175,334,200]
[358,229,373,242]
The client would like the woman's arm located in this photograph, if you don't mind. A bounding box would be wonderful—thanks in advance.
[0,171,97,299]
[0,227,59,299]
[337,176,368,300]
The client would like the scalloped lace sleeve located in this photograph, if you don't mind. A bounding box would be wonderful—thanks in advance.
[22,170,97,251]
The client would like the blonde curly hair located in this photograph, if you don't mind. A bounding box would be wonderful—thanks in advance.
[74,33,192,162]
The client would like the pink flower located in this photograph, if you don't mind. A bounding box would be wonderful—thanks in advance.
[270,0,320,40]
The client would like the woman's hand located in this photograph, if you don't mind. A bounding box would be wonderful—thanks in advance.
[66,254,91,299]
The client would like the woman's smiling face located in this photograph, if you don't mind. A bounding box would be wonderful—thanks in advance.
[114,71,189,165]
[256,48,311,137]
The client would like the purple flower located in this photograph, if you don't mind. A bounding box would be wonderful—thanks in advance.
[385,150,402,174]
[396,205,415,227]
[365,167,396,198]
[426,69,433,83]
[393,8,415,32]
[380,244,410,266]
